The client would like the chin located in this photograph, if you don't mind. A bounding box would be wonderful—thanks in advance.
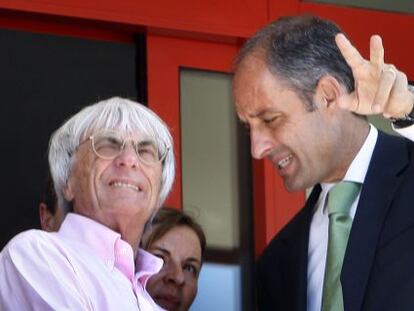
[154,298,182,311]
[284,179,310,193]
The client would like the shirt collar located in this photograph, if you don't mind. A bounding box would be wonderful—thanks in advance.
[58,213,163,284]
[136,248,163,288]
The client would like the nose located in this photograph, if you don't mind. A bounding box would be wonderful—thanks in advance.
[164,262,185,286]
[250,127,274,159]
[114,143,139,168]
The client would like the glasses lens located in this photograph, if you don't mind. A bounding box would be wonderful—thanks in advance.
[137,139,167,163]
[93,131,123,159]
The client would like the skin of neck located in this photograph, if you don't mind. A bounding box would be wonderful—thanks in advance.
[329,113,371,183]
[117,218,146,257]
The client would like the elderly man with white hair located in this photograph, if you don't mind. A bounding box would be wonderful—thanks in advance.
[0,97,175,310]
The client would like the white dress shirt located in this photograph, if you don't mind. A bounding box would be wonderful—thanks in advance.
[307,125,378,311]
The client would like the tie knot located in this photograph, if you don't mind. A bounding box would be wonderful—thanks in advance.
[327,181,361,215]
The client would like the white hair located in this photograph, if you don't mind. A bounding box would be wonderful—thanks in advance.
[48,97,175,209]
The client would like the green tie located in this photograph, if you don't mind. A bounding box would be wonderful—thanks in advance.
[322,181,361,311]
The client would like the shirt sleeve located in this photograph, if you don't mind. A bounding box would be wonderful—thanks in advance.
[392,123,414,141]
[0,231,92,311]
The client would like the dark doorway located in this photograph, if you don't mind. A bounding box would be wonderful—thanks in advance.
[0,28,143,249]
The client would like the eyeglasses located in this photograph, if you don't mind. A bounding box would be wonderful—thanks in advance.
[89,130,169,165]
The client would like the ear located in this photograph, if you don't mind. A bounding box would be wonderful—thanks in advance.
[314,75,343,109]
[63,180,75,202]
[39,203,55,232]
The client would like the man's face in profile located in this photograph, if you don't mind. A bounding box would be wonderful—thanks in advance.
[233,53,348,191]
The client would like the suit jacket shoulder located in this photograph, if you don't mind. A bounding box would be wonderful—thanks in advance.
[342,131,414,310]
[257,185,321,311]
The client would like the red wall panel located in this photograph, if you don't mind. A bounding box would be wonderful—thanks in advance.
[0,0,268,38]
[0,10,134,42]
[269,0,300,19]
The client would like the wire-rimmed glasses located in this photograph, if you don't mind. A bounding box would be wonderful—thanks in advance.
[89,130,169,165]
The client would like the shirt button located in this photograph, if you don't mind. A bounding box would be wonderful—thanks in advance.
[106,259,112,267]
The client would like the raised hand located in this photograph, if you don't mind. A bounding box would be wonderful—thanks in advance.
[335,33,413,119]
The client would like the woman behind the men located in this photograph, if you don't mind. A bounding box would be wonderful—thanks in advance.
[142,207,206,311]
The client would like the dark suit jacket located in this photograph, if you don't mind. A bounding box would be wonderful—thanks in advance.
[257,131,414,311]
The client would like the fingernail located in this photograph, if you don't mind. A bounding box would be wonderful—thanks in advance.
[338,33,348,42]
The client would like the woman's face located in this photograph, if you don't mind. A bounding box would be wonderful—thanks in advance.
[146,225,202,311]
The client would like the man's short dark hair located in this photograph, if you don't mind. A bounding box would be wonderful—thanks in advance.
[234,14,355,110]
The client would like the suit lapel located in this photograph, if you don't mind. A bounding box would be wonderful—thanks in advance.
[282,185,321,311]
[341,132,409,310]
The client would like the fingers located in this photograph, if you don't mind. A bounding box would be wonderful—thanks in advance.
[372,65,396,114]
[383,69,412,119]
[335,33,411,120]
[369,35,384,70]
[371,65,412,119]
[335,33,364,69]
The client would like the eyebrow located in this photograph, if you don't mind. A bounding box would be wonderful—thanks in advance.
[186,257,202,265]
[138,139,157,147]
[152,246,202,265]
[251,108,279,118]
[152,247,170,256]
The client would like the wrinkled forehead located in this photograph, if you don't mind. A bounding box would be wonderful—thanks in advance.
[80,122,164,145]
[85,127,157,141]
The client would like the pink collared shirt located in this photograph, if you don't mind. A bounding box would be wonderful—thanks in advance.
[0,213,165,310]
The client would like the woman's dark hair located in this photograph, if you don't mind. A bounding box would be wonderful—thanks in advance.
[142,207,206,258]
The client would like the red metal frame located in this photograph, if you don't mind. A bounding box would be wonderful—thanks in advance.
[0,9,135,42]
[0,0,268,38]
[146,33,239,208]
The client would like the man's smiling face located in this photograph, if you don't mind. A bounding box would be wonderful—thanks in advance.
[63,130,162,231]
[233,53,346,191]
